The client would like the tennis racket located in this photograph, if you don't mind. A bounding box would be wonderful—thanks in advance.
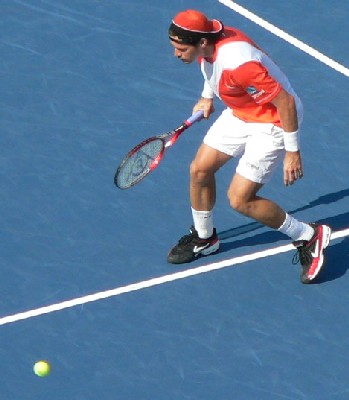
[114,110,204,189]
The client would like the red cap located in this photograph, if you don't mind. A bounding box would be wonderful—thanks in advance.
[172,10,223,34]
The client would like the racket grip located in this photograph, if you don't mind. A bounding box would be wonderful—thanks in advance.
[185,110,204,126]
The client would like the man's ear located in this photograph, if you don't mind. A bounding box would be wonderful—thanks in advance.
[199,38,208,47]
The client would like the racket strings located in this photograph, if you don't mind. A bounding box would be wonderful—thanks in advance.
[116,139,164,189]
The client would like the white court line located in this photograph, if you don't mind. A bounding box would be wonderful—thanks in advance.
[0,228,348,327]
[218,0,349,77]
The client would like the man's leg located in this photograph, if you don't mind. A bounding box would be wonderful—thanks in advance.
[190,143,232,211]
[167,144,231,264]
[227,173,286,229]
[227,173,332,284]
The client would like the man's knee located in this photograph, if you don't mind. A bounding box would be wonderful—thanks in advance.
[228,190,245,213]
[190,160,213,184]
[227,187,254,215]
[227,174,262,215]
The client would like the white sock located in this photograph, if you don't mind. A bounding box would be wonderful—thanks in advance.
[278,213,314,241]
[191,208,214,239]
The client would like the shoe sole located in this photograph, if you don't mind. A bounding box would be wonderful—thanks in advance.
[201,240,220,256]
[304,225,332,283]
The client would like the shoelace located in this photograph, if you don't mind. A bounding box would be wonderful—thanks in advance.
[177,226,197,244]
[178,232,195,245]
[292,245,312,265]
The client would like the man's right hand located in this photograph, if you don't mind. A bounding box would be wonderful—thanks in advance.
[193,97,215,118]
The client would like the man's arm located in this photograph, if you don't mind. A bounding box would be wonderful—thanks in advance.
[271,89,303,186]
[271,88,298,132]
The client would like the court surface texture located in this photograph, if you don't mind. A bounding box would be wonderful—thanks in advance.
[1,1,349,399]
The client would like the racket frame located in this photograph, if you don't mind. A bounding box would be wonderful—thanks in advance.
[114,111,204,189]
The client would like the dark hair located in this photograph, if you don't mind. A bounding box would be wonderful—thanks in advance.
[169,22,224,45]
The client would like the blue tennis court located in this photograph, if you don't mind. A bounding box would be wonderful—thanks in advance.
[1,1,349,399]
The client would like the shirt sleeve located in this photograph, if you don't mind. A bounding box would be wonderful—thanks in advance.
[226,61,282,104]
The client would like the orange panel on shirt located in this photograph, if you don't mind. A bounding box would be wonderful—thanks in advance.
[219,61,282,125]
[199,27,286,126]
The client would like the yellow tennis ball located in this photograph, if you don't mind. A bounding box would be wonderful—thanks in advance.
[33,360,51,377]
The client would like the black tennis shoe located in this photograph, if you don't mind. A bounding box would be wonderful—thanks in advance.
[167,226,220,264]
[292,223,332,284]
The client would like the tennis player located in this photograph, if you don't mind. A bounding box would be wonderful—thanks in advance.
[167,9,331,284]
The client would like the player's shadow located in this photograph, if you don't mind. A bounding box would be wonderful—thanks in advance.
[218,187,349,241]
[218,188,349,283]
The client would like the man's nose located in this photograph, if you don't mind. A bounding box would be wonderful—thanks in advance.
[174,49,181,58]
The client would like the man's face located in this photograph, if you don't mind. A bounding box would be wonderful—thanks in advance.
[170,39,201,64]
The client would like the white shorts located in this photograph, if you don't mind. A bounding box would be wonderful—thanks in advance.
[203,108,302,184]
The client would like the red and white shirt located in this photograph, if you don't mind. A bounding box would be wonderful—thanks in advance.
[199,27,299,126]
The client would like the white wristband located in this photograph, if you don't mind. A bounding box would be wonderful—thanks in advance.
[283,130,299,152]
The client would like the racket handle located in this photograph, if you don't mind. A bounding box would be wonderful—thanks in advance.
[185,110,204,126]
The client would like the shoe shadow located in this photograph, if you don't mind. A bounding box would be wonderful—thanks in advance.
[315,237,349,284]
